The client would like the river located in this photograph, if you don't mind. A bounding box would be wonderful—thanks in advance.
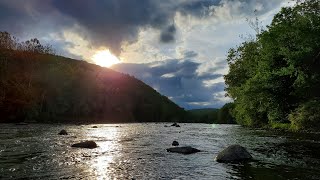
[0,123,320,179]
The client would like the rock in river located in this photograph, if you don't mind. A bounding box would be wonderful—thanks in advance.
[15,122,28,125]
[171,122,180,127]
[92,126,98,128]
[58,129,68,135]
[171,122,178,126]
[172,141,179,146]
[71,141,97,149]
[215,144,252,163]
[167,146,200,154]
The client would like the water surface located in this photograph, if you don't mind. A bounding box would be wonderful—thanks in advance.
[0,123,320,179]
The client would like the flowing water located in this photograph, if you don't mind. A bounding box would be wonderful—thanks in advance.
[0,123,320,180]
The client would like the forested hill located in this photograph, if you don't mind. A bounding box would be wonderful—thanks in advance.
[0,33,186,123]
[187,103,236,124]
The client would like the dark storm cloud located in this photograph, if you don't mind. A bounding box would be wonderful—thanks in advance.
[178,0,221,17]
[0,0,284,56]
[160,24,176,43]
[112,59,226,109]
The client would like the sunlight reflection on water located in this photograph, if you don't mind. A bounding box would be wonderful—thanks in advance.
[86,126,119,180]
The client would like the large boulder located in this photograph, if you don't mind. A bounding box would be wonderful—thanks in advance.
[167,146,200,154]
[172,141,179,146]
[58,129,68,135]
[215,144,252,163]
[71,141,97,149]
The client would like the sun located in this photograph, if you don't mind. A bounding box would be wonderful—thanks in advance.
[92,49,120,67]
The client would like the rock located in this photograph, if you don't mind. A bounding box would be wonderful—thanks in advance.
[171,122,180,127]
[15,122,28,125]
[58,129,68,135]
[71,141,97,149]
[215,144,252,163]
[167,146,200,154]
[92,126,98,128]
[164,125,168,127]
[171,122,178,126]
[172,141,179,146]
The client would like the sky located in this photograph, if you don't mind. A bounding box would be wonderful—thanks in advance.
[0,0,293,109]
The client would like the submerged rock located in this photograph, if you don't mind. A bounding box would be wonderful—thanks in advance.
[58,129,68,135]
[215,144,252,163]
[172,141,179,146]
[167,146,200,154]
[71,141,97,149]
[92,126,98,128]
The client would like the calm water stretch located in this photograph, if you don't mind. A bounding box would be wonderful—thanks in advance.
[0,123,320,179]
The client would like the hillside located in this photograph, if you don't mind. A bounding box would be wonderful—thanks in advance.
[0,47,186,123]
[187,103,235,124]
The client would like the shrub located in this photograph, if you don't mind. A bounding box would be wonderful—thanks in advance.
[289,99,320,131]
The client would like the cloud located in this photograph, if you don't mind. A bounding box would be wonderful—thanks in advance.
[0,0,290,109]
[112,59,231,109]
[183,50,198,59]
[0,0,286,57]
[160,24,176,43]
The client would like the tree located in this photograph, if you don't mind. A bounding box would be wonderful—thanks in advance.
[224,0,320,130]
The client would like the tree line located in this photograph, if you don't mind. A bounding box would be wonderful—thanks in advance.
[224,0,320,130]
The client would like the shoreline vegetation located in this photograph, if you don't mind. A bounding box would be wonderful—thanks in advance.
[224,0,320,131]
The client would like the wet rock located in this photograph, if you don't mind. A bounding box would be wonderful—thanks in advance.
[167,146,200,154]
[164,125,168,127]
[215,144,252,163]
[171,122,178,126]
[15,122,28,125]
[71,141,97,149]
[92,126,98,128]
[171,122,180,127]
[58,129,68,135]
[172,141,179,146]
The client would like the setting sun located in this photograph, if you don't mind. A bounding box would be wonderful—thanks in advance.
[92,50,120,67]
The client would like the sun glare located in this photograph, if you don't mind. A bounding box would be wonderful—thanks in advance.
[92,50,120,67]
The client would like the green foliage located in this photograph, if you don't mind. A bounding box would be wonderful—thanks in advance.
[187,108,219,123]
[187,103,236,124]
[289,99,320,131]
[217,103,236,124]
[0,32,186,123]
[224,0,320,130]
